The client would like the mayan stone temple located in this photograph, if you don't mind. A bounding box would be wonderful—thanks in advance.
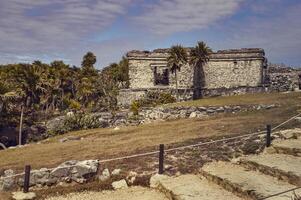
[118,48,270,106]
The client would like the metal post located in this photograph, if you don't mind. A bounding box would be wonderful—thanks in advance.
[23,165,31,193]
[159,144,164,174]
[266,124,271,147]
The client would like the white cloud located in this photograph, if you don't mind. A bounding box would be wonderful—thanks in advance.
[134,0,242,35]
[218,2,301,66]
[0,0,131,58]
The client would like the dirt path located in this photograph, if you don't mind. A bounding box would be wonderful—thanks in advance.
[45,187,168,200]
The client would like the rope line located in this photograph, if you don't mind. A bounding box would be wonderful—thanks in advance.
[259,186,301,199]
[1,112,300,180]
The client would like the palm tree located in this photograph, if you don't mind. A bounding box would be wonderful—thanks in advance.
[190,41,212,99]
[167,45,188,100]
[12,63,49,107]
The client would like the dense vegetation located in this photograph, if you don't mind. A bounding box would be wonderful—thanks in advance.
[0,52,129,129]
[0,41,212,147]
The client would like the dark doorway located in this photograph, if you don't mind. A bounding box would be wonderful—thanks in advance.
[154,67,169,86]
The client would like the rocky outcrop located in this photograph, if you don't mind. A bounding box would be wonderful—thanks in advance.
[46,104,277,135]
[112,179,128,190]
[0,169,15,191]
[0,160,99,191]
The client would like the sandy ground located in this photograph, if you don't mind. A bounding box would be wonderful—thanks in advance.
[45,187,169,200]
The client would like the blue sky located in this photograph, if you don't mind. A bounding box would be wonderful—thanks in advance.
[0,0,301,68]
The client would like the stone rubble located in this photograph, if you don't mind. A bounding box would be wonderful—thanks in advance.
[0,160,99,191]
[47,104,277,134]
[98,168,110,182]
[112,179,128,190]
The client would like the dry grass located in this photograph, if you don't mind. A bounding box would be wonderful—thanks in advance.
[166,92,300,107]
[0,92,300,172]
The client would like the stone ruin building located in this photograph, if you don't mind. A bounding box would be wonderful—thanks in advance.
[118,47,301,106]
[267,64,301,92]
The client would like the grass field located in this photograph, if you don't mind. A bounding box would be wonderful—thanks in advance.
[0,92,300,171]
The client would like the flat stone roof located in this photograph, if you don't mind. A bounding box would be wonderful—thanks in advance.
[127,48,265,60]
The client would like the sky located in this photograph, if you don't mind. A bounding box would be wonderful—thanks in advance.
[0,0,301,68]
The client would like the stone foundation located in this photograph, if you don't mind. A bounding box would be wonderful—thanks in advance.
[117,86,268,107]
[117,88,194,107]
[201,86,268,97]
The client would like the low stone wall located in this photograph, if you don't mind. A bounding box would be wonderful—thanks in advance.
[0,160,99,191]
[46,104,277,135]
[201,86,268,97]
[138,104,276,123]
[117,89,147,107]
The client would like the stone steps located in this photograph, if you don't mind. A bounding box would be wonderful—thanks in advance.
[271,138,301,156]
[200,161,301,200]
[151,174,243,200]
[239,153,301,186]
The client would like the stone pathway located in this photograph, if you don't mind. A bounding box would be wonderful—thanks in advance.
[152,132,301,200]
[151,174,243,200]
[45,131,301,200]
[272,137,301,156]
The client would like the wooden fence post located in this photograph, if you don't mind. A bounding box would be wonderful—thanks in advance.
[23,165,31,193]
[266,124,271,147]
[159,144,164,174]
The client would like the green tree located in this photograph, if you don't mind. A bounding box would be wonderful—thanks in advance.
[190,41,212,98]
[11,62,49,108]
[167,45,188,100]
[81,52,97,75]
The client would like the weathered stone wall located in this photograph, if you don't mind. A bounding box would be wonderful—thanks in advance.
[117,89,147,106]
[267,66,301,92]
[201,86,268,97]
[204,59,263,89]
[127,48,265,90]
[128,59,193,89]
[268,72,300,91]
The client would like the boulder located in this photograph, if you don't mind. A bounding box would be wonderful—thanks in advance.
[98,168,110,182]
[206,109,215,114]
[189,112,197,118]
[50,160,99,183]
[126,171,137,184]
[150,174,169,188]
[0,169,15,191]
[112,179,128,190]
[111,169,121,176]
[18,169,53,187]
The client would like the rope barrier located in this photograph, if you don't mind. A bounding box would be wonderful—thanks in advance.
[1,112,300,181]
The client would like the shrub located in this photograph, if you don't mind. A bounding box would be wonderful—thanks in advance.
[68,99,81,110]
[130,101,140,116]
[136,91,176,108]
[158,92,176,104]
[49,113,104,135]
[129,92,175,115]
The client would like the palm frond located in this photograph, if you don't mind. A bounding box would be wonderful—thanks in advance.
[190,41,212,66]
[167,45,188,73]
